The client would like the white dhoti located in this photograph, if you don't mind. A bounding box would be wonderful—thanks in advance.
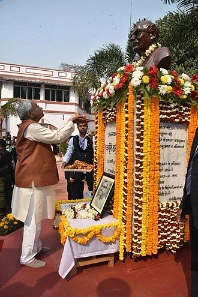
[11,184,55,264]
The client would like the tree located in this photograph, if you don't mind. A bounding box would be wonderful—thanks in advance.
[162,0,198,11]
[72,66,94,103]
[72,44,126,102]
[0,98,20,137]
[161,0,198,46]
[59,63,82,72]
[156,12,198,74]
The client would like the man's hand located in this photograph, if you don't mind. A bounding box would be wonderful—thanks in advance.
[69,178,74,183]
[69,113,90,124]
[62,162,66,169]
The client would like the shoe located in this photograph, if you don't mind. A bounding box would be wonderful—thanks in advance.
[38,247,51,253]
[22,259,46,268]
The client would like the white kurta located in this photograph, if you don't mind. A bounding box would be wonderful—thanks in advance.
[12,120,74,224]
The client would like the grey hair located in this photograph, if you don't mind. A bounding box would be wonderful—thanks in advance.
[17,100,32,120]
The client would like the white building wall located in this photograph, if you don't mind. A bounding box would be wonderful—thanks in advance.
[0,62,95,139]
[1,81,13,98]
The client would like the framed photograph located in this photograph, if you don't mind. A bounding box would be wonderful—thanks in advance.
[90,173,115,217]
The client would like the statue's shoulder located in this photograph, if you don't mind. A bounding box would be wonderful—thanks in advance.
[154,47,171,69]
[144,46,171,70]
[155,47,171,58]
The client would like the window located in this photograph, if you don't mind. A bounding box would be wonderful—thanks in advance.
[44,84,70,102]
[14,82,40,99]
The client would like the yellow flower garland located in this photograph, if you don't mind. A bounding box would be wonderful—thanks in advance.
[146,96,160,255]
[141,97,151,256]
[59,215,124,246]
[93,85,195,258]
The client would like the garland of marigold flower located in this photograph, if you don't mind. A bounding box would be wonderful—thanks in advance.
[59,215,123,245]
[118,101,126,259]
[125,83,134,252]
[95,110,105,187]
[112,100,126,259]
[141,97,151,256]
[146,96,160,255]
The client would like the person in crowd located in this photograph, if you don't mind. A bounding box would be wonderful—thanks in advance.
[11,99,88,268]
[62,121,94,200]
[6,132,12,146]
[0,139,13,218]
[130,20,171,69]
[177,129,198,297]
[63,136,76,199]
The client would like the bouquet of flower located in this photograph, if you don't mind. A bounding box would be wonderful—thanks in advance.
[62,203,100,220]
[0,213,23,236]
[91,64,198,110]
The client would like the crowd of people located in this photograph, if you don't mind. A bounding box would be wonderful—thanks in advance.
[0,134,17,219]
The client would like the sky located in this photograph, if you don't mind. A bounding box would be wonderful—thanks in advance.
[0,0,178,70]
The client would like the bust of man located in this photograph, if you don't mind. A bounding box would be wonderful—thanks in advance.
[130,20,171,70]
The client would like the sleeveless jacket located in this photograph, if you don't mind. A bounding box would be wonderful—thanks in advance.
[71,135,93,165]
[15,119,58,188]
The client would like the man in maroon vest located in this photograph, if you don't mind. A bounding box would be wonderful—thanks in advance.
[12,100,88,268]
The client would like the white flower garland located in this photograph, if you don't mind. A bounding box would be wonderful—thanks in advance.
[62,202,99,220]
[132,43,161,68]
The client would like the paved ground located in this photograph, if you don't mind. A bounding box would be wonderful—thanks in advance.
[0,161,191,297]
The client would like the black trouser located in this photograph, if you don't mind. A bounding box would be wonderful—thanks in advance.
[190,213,198,297]
[73,171,93,199]
[66,178,77,200]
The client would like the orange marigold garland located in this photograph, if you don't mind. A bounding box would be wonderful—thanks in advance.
[141,97,151,256]
[146,96,160,255]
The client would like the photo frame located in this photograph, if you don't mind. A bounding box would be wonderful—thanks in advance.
[90,173,115,217]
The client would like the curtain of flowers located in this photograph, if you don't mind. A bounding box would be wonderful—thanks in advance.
[94,87,198,258]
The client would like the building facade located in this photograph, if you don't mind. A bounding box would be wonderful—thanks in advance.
[0,62,94,138]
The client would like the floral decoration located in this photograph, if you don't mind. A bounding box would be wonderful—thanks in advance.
[93,88,196,258]
[91,65,198,110]
[59,214,124,247]
[62,202,100,220]
[0,213,23,236]
[55,199,125,260]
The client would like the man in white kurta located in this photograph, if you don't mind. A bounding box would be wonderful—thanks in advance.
[12,100,88,268]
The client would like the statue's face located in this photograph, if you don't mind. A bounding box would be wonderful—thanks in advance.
[130,23,153,55]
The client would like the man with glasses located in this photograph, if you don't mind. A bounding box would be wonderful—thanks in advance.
[11,100,88,268]
[130,20,171,69]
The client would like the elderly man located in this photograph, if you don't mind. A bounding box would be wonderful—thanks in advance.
[130,20,171,69]
[11,100,88,268]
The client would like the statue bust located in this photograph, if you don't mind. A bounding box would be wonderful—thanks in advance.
[130,20,171,70]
